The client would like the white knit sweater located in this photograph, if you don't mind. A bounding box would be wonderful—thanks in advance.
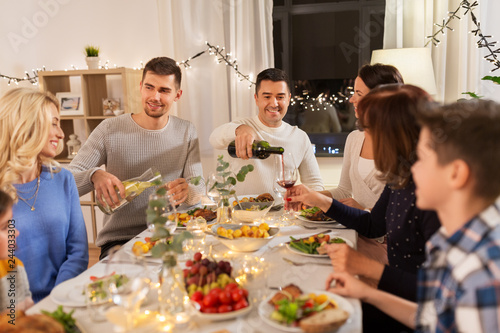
[328,130,384,209]
[66,114,204,246]
[209,115,324,196]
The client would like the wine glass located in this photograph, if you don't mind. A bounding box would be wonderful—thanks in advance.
[274,153,298,222]
[147,193,178,235]
[105,247,153,330]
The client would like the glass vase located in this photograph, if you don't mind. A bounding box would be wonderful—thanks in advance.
[158,252,190,327]
[216,195,232,224]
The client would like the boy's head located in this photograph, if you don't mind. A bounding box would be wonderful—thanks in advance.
[0,190,14,260]
[412,99,500,210]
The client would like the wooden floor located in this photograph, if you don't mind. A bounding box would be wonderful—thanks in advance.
[88,243,100,268]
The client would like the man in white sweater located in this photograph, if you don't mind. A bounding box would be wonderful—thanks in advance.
[209,68,324,196]
[68,57,204,258]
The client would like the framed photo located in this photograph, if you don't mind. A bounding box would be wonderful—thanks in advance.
[56,92,84,116]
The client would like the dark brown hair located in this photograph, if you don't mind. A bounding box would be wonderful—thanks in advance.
[0,190,13,217]
[255,68,291,95]
[142,57,182,89]
[358,84,432,188]
[358,63,404,89]
[416,99,500,200]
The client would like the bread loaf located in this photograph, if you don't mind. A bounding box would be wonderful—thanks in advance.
[299,308,349,333]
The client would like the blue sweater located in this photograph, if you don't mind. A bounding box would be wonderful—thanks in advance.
[13,167,88,302]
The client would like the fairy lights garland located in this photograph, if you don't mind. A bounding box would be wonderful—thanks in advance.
[426,0,500,72]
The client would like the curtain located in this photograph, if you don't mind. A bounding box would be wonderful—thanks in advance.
[156,0,274,164]
[383,0,483,103]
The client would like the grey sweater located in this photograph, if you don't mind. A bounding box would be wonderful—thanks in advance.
[66,114,204,246]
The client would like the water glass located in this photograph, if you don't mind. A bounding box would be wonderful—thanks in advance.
[185,216,207,256]
[147,193,177,234]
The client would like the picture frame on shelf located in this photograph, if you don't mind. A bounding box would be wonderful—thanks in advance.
[56,92,84,116]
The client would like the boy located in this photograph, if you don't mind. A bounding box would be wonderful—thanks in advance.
[326,99,500,332]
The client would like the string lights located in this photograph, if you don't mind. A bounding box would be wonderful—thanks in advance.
[1,68,43,86]
[426,0,500,72]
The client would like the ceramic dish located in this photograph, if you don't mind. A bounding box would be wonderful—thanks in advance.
[232,201,274,223]
[258,290,354,332]
[210,224,280,252]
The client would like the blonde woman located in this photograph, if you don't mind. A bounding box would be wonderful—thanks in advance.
[0,87,88,302]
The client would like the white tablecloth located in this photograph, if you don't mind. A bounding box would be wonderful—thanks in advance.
[28,220,362,333]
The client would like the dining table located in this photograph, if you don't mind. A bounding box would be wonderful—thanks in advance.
[27,209,362,333]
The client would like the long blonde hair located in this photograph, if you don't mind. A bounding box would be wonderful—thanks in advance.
[0,87,63,200]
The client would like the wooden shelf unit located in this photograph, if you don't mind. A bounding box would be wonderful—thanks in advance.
[38,68,142,243]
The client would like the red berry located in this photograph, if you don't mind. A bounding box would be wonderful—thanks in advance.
[231,289,244,302]
[193,252,202,261]
[186,260,193,267]
[218,290,232,305]
[191,291,204,302]
[224,282,239,292]
[218,304,233,313]
[234,298,249,311]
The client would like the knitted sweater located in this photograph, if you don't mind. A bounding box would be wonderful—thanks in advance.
[209,115,324,195]
[13,168,88,302]
[67,114,204,246]
[328,130,384,209]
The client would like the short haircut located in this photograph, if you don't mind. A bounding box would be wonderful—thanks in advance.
[255,68,291,95]
[142,57,182,89]
[358,63,404,89]
[0,190,13,217]
[358,84,432,188]
[416,99,500,201]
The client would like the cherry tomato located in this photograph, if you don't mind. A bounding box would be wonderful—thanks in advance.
[303,299,315,309]
[234,298,249,311]
[240,288,249,298]
[191,291,204,302]
[208,287,223,297]
[202,306,218,313]
[218,304,233,313]
[231,288,245,302]
[224,282,239,292]
[203,294,219,308]
[89,276,98,281]
[218,290,232,305]
[145,237,151,243]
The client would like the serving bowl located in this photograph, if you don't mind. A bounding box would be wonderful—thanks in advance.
[210,223,280,252]
[232,201,273,223]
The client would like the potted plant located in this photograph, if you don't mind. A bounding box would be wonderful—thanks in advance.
[84,45,100,70]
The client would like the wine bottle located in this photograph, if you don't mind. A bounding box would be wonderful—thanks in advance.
[227,140,284,159]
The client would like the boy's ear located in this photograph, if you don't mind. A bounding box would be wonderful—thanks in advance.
[449,159,471,190]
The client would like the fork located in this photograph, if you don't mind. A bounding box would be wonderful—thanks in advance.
[282,257,331,266]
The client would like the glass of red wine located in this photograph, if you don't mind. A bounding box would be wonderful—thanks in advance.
[274,153,298,223]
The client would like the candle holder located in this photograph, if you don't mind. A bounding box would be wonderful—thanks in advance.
[66,134,81,159]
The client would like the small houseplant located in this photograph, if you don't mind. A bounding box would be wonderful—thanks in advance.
[84,45,100,69]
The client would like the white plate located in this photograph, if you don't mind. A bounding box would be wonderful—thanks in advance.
[195,302,253,321]
[50,265,107,307]
[175,206,217,230]
[286,236,354,257]
[258,290,354,332]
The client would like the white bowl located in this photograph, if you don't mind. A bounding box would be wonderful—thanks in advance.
[210,223,279,252]
[113,109,124,116]
[232,201,273,223]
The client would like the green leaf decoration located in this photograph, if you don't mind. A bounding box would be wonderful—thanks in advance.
[221,171,231,178]
[170,231,193,253]
[482,76,500,84]
[247,165,254,172]
[216,165,224,172]
[151,242,169,258]
[236,173,245,182]
[189,175,202,186]
[462,92,483,99]
[151,227,170,242]
[153,216,168,225]
[240,165,249,174]
[149,198,166,208]
[156,187,167,196]
[228,176,236,185]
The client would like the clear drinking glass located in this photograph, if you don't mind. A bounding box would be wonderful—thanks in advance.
[147,193,178,234]
[185,217,207,256]
[105,247,152,330]
[274,153,298,223]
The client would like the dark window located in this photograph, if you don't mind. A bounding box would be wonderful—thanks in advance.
[273,0,386,156]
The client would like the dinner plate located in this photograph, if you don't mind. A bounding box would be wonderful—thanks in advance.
[258,290,354,332]
[174,206,217,230]
[123,238,154,257]
[50,265,107,307]
[286,236,354,257]
[296,214,335,223]
[195,302,253,321]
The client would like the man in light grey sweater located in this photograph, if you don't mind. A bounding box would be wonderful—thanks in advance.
[67,57,204,259]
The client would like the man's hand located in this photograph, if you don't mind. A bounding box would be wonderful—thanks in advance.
[91,169,125,208]
[167,178,189,205]
[324,243,384,282]
[339,198,365,210]
[286,184,332,212]
[234,125,258,159]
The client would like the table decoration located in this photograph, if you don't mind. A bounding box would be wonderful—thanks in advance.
[206,155,254,223]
